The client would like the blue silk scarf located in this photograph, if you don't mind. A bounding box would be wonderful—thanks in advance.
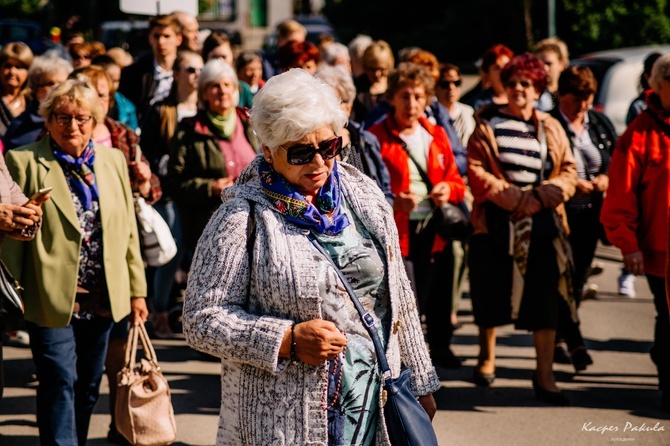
[51,138,99,210]
[258,160,350,235]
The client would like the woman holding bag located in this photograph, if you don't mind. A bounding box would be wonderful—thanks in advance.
[2,79,148,445]
[183,68,439,445]
[467,53,577,405]
[367,62,466,369]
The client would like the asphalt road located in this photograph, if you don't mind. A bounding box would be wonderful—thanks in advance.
[1,245,669,445]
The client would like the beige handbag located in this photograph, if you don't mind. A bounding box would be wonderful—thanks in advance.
[115,323,177,446]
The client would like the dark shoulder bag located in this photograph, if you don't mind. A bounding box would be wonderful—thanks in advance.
[307,233,438,446]
[0,260,25,332]
[401,144,470,241]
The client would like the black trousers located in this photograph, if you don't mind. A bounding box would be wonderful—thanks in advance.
[405,221,455,354]
[566,203,602,303]
[646,274,670,391]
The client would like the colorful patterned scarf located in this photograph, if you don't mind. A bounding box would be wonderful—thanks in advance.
[51,138,98,210]
[258,159,350,235]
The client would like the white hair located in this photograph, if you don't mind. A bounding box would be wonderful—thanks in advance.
[198,58,239,106]
[649,53,670,94]
[27,55,73,92]
[316,65,356,105]
[250,68,347,152]
[322,42,350,66]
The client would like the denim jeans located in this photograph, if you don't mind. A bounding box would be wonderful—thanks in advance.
[152,198,183,313]
[28,316,114,446]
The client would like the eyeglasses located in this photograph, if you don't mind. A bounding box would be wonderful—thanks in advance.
[279,136,343,165]
[438,79,462,89]
[183,66,201,74]
[53,114,93,126]
[506,80,533,89]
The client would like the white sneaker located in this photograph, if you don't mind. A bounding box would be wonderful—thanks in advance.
[582,283,599,301]
[618,272,636,298]
[7,330,30,347]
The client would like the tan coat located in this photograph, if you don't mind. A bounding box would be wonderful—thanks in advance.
[467,107,578,235]
[1,138,146,328]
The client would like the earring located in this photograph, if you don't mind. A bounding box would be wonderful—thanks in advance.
[266,157,272,163]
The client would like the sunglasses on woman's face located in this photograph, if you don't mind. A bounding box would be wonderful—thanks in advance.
[279,136,343,165]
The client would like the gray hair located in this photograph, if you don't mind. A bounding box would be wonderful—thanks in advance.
[198,58,239,106]
[649,53,670,93]
[348,34,373,59]
[321,42,350,67]
[250,68,347,152]
[27,55,73,92]
[315,65,356,105]
[39,78,103,125]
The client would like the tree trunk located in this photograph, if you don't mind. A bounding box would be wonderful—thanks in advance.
[524,0,533,48]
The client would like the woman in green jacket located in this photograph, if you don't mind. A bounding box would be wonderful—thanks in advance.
[166,59,259,255]
[2,79,148,445]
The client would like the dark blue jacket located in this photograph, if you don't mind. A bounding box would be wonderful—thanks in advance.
[348,120,395,206]
[2,100,44,151]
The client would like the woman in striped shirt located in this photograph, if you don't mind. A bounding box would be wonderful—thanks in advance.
[467,53,578,405]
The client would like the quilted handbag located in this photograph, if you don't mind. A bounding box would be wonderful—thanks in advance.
[116,323,177,446]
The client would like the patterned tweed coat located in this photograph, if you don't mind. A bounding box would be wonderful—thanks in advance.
[183,156,440,445]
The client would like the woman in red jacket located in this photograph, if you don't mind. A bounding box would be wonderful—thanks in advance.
[601,53,670,413]
[368,62,466,369]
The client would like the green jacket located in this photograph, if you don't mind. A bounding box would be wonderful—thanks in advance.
[165,108,259,251]
[2,138,147,328]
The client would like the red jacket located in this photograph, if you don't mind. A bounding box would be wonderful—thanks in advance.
[368,115,465,257]
[601,92,670,278]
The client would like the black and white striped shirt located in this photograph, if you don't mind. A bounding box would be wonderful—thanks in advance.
[489,114,542,187]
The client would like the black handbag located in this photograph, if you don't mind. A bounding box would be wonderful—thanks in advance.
[307,233,438,446]
[0,259,25,332]
[402,145,470,241]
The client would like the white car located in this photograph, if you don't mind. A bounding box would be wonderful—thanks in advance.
[572,45,670,135]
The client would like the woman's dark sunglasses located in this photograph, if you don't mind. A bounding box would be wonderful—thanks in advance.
[279,136,343,165]
[438,79,462,88]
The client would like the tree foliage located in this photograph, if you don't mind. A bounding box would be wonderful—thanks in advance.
[558,0,670,54]
[0,0,43,16]
[323,0,670,67]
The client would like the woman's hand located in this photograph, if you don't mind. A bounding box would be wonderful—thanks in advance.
[280,320,347,366]
[0,203,37,232]
[429,182,451,207]
[623,251,644,276]
[418,394,437,420]
[129,297,149,325]
[130,161,153,198]
[211,177,234,195]
[394,190,419,213]
[591,174,608,193]
[576,179,595,194]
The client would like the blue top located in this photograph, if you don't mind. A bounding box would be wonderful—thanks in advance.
[111,92,139,131]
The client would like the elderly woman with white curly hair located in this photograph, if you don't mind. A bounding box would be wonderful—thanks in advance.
[183,68,439,445]
[165,58,259,255]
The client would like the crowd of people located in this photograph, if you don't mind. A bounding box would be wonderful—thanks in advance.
[0,9,668,446]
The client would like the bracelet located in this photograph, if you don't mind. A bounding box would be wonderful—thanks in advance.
[290,323,298,362]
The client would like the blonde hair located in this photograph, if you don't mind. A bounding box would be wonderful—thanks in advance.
[362,40,394,72]
[40,78,103,125]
